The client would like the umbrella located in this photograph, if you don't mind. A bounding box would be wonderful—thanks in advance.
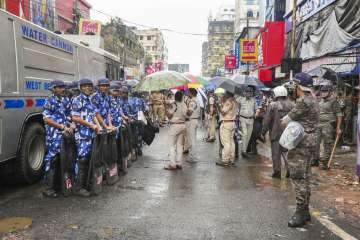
[214,88,225,94]
[136,71,191,92]
[125,79,139,87]
[208,77,232,87]
[307,66,338,85]
[231,74,266,89]
[217,78,241,94]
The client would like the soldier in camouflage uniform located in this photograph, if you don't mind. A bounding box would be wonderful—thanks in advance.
[281,73,319,228]
[313,82,343,169]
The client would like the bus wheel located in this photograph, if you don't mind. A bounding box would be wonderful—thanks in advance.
[14,123,46,184]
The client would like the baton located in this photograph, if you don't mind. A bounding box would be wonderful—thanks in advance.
[327,134,341,169]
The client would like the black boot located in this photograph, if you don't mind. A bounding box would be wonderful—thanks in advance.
[285,171,290,178]
[303,206,312,222]
[311,159,320,167]
[288,208,307,228]
[43,162,59,198]
[272,171,281,179]
[74,159,90,197]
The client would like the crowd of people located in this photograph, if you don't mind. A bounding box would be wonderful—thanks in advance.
[42,72,348,228]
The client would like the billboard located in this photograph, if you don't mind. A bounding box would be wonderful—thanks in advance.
[79,19,102,35]
[240,39,258,62]
[225,55,236,69]
[30,0,55,31]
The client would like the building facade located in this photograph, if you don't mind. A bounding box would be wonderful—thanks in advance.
[235,0,260,36]
[168,64,190,73]
[216,4,235,21]
[203,19,234,77]
[135,28,168,72]
[56,0,92,33]
[202,42,209,76]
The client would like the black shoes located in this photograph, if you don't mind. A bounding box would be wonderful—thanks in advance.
[272,171,281,179]
[216,161,230,167]
[311,159,320,167]
[241,152,249,159]
[288,208,311,228]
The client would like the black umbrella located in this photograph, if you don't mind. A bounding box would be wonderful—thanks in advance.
[231,74,266,89]
[307,66,338,85]
[208,77,232,88]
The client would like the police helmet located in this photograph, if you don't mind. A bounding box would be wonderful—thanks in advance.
[273,86,288,98]
[97,78,110,86]
[120,86,129,93]
[319,81,333,92]
[50,79,66,89]
[78,78,93,87]
[294,72,313,92]
[110,82,121,90]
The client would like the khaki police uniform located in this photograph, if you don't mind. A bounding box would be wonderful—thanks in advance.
[207,95,216,140]
[167,101,188,167]
[220,97,237,163]
[237,96,256,153]
[186,96,200,160]
[150,92,165,122]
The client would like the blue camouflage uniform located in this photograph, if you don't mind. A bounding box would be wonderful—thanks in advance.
[119,97,131,117]
[71,92,98,162]
[91,91,112,125]
[43,95,71,172]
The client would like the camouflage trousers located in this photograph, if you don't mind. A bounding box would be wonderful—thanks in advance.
[288,133,315,209]
[315,122,335,165]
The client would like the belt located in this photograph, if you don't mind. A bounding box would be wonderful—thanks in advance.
[190,118,199,120]
[170,122,185,125]
[240,115,254,119]
[222,120,235,123]
[305,130,315,134]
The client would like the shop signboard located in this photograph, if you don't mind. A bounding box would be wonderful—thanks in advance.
[235,40,240,68]
[79,19,102,35]
[240,39,258,62]
[225,55,236,69]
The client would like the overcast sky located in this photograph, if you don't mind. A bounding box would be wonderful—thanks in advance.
[87,0,234,75]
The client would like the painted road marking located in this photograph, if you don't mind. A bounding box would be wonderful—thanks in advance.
[312,211,359,240]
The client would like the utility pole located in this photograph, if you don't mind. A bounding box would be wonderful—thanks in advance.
[290,0,297,80]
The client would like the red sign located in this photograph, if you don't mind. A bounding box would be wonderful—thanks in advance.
[240,39,258,62]
[225,55,236,69]
[79,19,102,35]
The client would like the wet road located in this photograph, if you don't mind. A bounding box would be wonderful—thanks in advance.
[0,128,359,240]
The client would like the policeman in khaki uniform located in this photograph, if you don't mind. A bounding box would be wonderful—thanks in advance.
[313,82,343,170]
[42,80,72,198]
[185,88,201,162]
[164,91,188,170]
[206,90,217,142]
[262,86,295,179]
[150,91,166,124]
[217,91,237,166]
[236,86,256,158]
[281,73,319,228]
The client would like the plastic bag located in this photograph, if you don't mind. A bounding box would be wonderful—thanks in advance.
[138,111,147,125]
[279,121,305,150]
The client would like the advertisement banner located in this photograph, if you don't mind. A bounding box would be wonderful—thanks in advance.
[225,55,236,69]
[240,39,258,62]
[235,41,240,69]
[30,0,55,31]
[79,19,102,35]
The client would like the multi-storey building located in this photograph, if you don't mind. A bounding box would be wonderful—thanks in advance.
[168,64,190,73]
[216,4,235,21]
[56,0,92,33]
[203,18,234,77]
[135,28,168,71]
[235,0,260,36]
[201,42,209,76]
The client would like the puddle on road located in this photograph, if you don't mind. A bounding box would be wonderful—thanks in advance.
[0,217,32,233]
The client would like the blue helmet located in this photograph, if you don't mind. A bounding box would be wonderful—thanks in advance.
[66,80,78,89]
[110,82,121,90]
[294,73,313,92]
[97,78,110,86]
[78,78,93,87]
[50,79,66,89]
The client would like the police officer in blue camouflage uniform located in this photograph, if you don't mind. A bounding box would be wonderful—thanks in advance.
[110,82,124,136]
[129,91,148,156]
[71,79,101,197]
[119,86,131,117]
[92,79,116,131]
[42,80,72,198]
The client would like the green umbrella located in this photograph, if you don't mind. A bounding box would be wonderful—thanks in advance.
[136,71,191,91]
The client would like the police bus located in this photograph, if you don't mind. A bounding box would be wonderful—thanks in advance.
[0,9,122,183]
